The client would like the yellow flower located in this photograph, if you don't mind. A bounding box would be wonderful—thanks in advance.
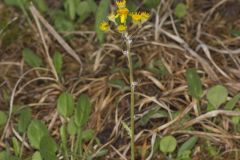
[100,21,110,32]
[116,0,126,9]
[108,13,117,24]
[129,12,142,24]
[117,7,129,24]
[117,24,127,32]
[140,12,150,23]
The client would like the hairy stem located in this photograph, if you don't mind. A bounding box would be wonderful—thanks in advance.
[125,34,135,160]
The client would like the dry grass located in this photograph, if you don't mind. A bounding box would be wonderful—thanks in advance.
[1,0,240,159]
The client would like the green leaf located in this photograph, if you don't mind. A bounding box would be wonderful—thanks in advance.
[0,151,18,160]
[95,0,109,43]
[139,108,168,126]
[32,151,42,160]
[95,149,108,157]
[108,79,128,91]
[205,141,218,156]
[186,68,203,99]
[87,0,97,13]
[160,135,177,153]
[126,0,137,12]
[144,0,161,9]
[147,59,168,77]
[174,3,187,18]
[0,111,7,126]
[232,116,240,125]
[12,137,20,157]
[4,0,28,7]
[225,93,240,110]
[52,11,75,32]
[121,121,131,138]
[77,1,91,22]
[67,117,77,136]
[39,135,57,160]
[231,109,240,125]
[207,101,215,112]
[82,129,94,141]
[18,107,32,133]
[207,85,228,108]
[64,0,77,20]
[74,94,92,127]
[23,48,43,68]
[231,29,240,37]
[33,0,48,12]
[57,92,74,118]
[60,125,67,146]
[177,150,191,160]
[87,149,108,160]
[27,120,49,149]
[177,136,198,157]
[53,51,63,75]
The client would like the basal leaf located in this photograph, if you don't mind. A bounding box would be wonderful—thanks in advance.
[225,93,240,110]
[144,0,161,9]
[12,137,20,157]
[175,3,187,18]
[77,1,91,22]
[18,107,32,133]
[39,135,57,160]
[177,136,198,157]
[160,135,177,153]
[186,68,203,99]
[23,48,43,68]
[82,129,94,141]
[0,111,7,126]
[32,151,42,160]
[207,85,228,109]
[57,92,74,118]
[33,0,48,12]
[27,120,49,149]
[74,94,92,127]
[67,117,77,136]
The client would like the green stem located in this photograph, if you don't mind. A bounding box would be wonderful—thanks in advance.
[61,124,69,160]
[74,128,82,160]
[125,34,135,160]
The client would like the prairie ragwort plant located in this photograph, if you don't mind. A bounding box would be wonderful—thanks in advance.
[99,0,150,159]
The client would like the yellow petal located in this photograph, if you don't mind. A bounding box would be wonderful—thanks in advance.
[116,0,126,8]
[100,21,110,32]
[141,12,150,23]
[108,13,116,23]
[130,12,142,24]
[117,24,127,32]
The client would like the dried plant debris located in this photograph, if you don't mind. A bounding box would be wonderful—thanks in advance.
[0,0,240,159]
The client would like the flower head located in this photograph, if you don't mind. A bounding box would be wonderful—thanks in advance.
[99,0,150,34]
[140,12,150,23]
[117,8,129,24]
[108,13,117,23]
[130,12,150,24]
[100,21,110,32]
[117,24,127,32]
[130,12,142,24]
[116,0,126,9]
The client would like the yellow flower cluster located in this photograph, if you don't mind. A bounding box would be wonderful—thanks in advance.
[99,0,150,33]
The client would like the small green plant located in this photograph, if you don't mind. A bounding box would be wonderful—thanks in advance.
[158,135,198,160]
[99,0,150,159]
[174,3,187,18]
[207,85,228,110]
[57,92,96,160]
